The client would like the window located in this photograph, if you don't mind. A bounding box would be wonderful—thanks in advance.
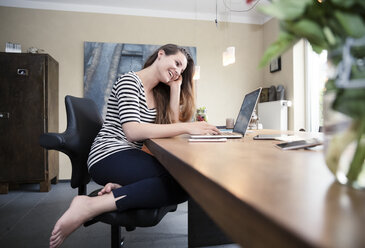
[305,41,327,132]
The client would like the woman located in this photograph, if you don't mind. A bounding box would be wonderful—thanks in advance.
[49,44,219,248]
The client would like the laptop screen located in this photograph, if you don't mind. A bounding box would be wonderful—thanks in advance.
[233,88,262,135]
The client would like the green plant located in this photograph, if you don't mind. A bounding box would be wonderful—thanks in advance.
[259,0,365,64]
[196,107,208,121]
[260,0,365,118]
[259,0,365,186]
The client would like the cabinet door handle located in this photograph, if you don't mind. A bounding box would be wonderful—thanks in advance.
[17,69,28,76]
[0,112,10,119]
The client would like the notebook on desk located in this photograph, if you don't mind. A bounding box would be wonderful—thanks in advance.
[190,87,262,139]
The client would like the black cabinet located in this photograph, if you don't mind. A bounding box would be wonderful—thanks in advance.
[0,52,59,193]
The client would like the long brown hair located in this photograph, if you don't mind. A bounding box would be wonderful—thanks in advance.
[143,44,195,124]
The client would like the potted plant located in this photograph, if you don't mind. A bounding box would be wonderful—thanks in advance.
[196,106,208,122]
[259,0,365,188]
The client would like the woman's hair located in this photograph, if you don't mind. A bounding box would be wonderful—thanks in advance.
[143,44,195,124]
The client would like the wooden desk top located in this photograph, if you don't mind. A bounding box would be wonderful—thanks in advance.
[145,130,365,248]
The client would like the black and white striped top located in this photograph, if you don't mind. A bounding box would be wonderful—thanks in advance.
[87,71,156,170]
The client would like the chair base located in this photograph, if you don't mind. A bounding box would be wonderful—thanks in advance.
[111,225,122,248]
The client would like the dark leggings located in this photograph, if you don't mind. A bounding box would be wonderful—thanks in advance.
[89,149,189,211]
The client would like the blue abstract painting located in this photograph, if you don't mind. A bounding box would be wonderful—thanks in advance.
[84,42,197,118]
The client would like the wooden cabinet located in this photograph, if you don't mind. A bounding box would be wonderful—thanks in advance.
[0,52,59,193]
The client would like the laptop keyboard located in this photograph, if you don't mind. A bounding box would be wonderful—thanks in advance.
[219,132,237,136]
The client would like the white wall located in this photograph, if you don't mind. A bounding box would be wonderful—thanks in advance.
[0,6,265,179]
[262,18,306,131]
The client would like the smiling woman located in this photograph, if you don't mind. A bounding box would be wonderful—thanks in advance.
[49,44,221,248]
[141,44,194,124]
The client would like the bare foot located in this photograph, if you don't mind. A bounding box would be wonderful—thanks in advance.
[49,195,93,248]
[49,192,118,248]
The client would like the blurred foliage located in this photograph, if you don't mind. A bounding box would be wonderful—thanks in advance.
[259,0,365,120]
[259,0,365,183]
[259,0,365,66]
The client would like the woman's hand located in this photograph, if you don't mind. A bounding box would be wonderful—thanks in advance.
[187,121,221,135]
[167,75,183,89]
[98,182,122,196]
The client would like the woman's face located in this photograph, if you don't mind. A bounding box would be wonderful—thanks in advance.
[156,50,188,83]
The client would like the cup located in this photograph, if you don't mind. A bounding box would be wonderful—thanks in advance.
[226,118,234,129]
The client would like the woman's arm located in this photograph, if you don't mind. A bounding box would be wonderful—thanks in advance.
[168,76,182,123]
[122,121,219,142]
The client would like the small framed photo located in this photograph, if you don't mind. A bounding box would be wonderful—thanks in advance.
[270,56,281,73]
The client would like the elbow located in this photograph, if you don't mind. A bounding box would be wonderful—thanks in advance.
[122,122,147,142]
[122,122,138,142]
[123,130,139,143]
[124,134,135,143]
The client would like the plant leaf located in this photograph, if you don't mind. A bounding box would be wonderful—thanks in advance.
[355,0,365,9]
[259,32,297,68]
[285,19,328,49]
[323,26,336,46]
[331,0,356,8]
[333,88,365,118]
[351,45,365,58]
[334,11,365,38]
[346,119,365,181]
[258,0,311,21]
[311,43,325,54]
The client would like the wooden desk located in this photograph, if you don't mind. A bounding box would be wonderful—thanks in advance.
[145,130,365,248]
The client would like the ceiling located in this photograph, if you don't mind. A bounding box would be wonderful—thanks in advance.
[0,0,271,24]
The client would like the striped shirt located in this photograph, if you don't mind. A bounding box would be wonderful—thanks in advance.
[87,71,156,169]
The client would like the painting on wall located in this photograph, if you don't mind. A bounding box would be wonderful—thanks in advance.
[84,42,197,118]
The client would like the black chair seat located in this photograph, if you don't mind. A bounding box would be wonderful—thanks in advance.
[85,188,177,229]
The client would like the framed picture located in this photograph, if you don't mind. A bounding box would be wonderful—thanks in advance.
[270,56,281,73]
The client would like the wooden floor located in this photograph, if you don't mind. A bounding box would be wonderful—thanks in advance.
[0,181,240,248]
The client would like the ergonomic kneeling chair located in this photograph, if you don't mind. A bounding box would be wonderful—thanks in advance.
[39,95,177,248]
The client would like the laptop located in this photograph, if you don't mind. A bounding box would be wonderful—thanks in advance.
[190,87,262,139]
